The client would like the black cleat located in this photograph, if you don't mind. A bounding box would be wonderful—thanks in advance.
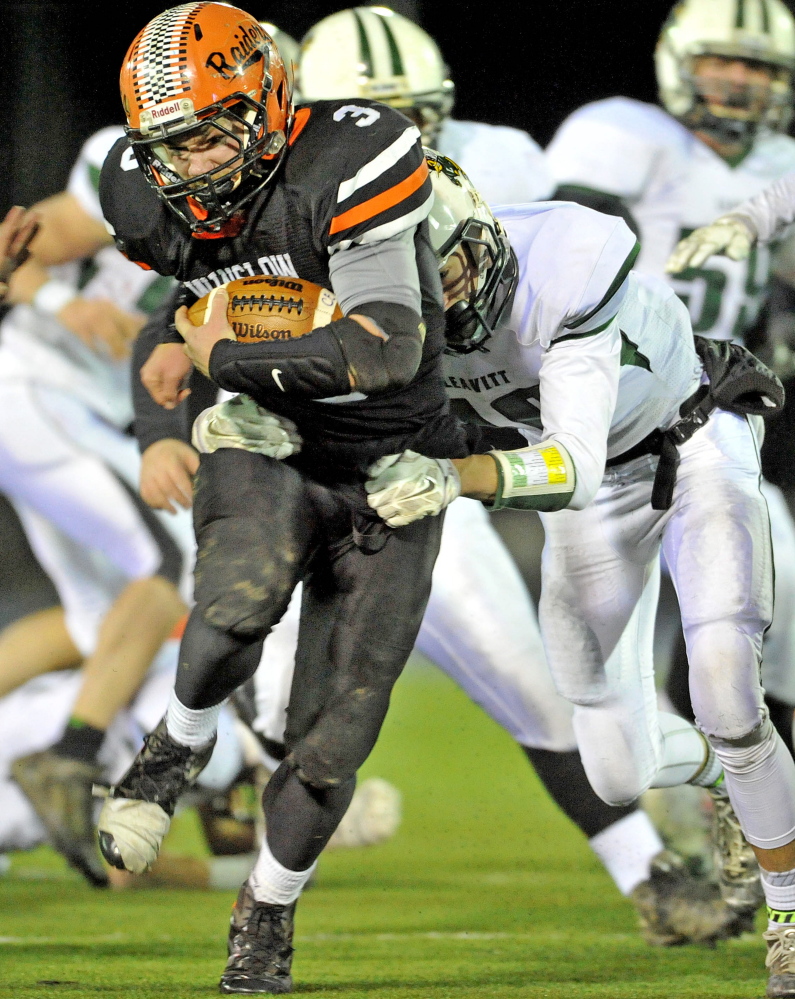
[11,749,109,888]
[219,879,295,994]
[96,717,215,874]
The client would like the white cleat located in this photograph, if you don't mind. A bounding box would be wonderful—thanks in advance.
[97,797,171,874]
[326,777,401,850]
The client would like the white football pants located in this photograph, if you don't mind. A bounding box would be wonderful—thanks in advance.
[539,409,795,850]
[0,382,194,653]
[254,497,578,754]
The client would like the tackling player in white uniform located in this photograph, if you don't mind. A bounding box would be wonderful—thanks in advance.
[0,126,193,886]
[362,154,795,999]
[545,0,795,742]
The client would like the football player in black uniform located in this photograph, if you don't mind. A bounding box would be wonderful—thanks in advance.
[94,4,469,993]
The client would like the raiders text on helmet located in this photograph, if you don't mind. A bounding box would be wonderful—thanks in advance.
[656,0,795,143]
[425,150,517,354]
[120,2,293,233]
[298,7,454,144]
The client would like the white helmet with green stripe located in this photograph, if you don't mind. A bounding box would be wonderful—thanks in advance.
[655,0,795,140]
[298,7,454,144]
[260,23,302,101]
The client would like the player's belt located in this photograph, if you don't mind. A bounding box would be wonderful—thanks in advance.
[605,384,710,511]
[606,337,784,511]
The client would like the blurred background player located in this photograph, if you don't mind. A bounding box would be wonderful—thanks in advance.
[0,124,193,886]
[297,5,554,204]
[546,0,795,879]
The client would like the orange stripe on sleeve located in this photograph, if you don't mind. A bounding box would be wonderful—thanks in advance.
[329,160,428,236]
[169,612,189,641]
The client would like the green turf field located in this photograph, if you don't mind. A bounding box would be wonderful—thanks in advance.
[0,658,769,999]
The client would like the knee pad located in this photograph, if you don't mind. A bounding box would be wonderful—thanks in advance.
[194,516,297,637]
[709,714,778,772]
[287,678,397,790]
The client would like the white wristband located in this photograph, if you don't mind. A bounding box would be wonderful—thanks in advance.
[32,279,78,316]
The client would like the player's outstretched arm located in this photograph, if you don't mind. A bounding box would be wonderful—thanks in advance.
[667,172,795,273]
[665,215,757,273]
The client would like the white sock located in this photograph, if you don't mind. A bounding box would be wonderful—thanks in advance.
[588,810,665,896]
[763,867,795,929]
[250,836,316,905]
[654,712,722,788]
[166,690,222,749]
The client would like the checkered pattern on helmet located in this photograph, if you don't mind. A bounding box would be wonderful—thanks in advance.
[131,2,205,110]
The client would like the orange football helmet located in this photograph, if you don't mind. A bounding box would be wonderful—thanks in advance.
[120,2,293,233]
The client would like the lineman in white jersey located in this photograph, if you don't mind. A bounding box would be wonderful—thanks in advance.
[163,6,745,946]
[545,0,795,732]
[0,125,193,886]
[362,154,795,999]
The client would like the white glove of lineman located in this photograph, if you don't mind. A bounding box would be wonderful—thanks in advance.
[365,450,461,527]
[665,214,757,273]
[192,394,302,459]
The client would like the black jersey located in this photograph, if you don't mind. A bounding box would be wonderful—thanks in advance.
[101,101,467,469]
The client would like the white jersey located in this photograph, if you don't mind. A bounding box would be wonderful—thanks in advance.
[443,203,702,507]
[0,126,174,429]
[438,118,553,206]
[546,97,795,342]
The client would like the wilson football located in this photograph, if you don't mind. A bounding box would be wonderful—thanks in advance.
[187,276,343,343]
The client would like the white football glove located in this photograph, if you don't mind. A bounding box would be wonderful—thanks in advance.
[665,214,756,273]
[192,394,302,459]
[365,450,461,527]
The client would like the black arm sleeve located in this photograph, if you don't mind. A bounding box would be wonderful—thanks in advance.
[553,185,641,239]
[132,293,219,453]
[208,301,424,399]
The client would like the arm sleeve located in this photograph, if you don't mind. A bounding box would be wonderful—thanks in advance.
[730,172,795,244]
[328,228,421,313]
[539,318,623,509]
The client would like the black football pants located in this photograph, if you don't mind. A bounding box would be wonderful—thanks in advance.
[175,449,443,869]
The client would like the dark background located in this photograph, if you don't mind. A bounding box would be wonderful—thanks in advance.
[0,0,677,215]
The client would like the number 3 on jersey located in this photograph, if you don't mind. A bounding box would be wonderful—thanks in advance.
[333,105,381,127]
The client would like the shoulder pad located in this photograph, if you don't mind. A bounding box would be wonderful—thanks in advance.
[288,100,433,252]
[99,138,166,248]
[497,203,638,345]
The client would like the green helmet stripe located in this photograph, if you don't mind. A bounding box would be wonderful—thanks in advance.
[353,10,374,79]
[736,0,745,28]
[760,0,771,33]
[377,13,405,77]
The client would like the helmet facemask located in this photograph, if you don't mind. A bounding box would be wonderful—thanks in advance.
[682,54,791,144]
[437,217,517,354]
[121,4,293,235]
[426,150,517,353]
[130,93,287,234]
